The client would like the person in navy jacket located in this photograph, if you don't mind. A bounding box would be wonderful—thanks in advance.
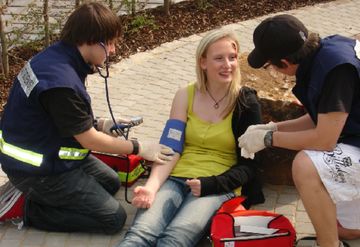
[0,2,172,233]
[238,14,360,246]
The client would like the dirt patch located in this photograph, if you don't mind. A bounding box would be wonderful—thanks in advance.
[240,54,296,101]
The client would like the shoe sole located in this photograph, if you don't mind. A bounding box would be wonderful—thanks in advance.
[296,236,350,247]
[0,188,22,219]
[0,181,17,204]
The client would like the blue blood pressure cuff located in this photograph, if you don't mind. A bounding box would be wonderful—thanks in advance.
[160,119,186,154]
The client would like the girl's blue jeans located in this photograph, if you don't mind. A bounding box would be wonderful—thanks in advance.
[119,176,234,247]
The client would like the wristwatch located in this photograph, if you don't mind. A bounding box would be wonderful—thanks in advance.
[264,131,273,148]
[130,139,139,155]
[93,118,99,130]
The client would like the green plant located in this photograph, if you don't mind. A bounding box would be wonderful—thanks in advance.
[129,14,157,32]
[8,3,44,48]
[7,1,71,50]
[121,0,136,15]
[119,0,148,16]
[196,0,211,10]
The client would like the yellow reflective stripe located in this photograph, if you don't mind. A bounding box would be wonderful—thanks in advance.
[117,164,144,183]
[0,131,43,167]
[58,147,89,160]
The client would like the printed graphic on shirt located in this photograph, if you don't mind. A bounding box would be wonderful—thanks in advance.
[306,143,360,202]
[17,61,39,97]
[323,146,352,183]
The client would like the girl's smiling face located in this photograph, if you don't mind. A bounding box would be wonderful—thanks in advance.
[200,37,239,85]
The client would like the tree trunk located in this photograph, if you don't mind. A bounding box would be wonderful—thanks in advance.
[43,0,49,47]
[164,0,170,16]
[0,9,9,77]
[131,0,135,16]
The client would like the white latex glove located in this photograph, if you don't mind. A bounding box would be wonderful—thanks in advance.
[138,141,175,164]
[241,148,255,159]
[246,121,277,132]
[238,129,267,158]
[97,117,130,136]
[355,40,360,59]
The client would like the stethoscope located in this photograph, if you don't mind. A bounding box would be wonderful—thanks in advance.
[96,42,142,204]
[96,42,125,138]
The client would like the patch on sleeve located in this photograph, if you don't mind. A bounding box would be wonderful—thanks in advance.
[17,61,39,97]
[167,128,182,141]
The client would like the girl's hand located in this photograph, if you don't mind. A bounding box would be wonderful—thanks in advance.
[132,186,156,208]
[185,178,201,197]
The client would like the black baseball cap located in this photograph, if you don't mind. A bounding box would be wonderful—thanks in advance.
[248,14,308,68]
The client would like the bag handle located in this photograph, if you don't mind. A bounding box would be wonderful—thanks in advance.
[217,196,246,214]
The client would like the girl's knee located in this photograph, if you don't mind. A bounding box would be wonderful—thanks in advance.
[120,223,159,246]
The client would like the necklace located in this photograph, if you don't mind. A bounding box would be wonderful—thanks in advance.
[206,85,229,109]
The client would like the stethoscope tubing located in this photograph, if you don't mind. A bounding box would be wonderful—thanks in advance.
[97,42,125,138]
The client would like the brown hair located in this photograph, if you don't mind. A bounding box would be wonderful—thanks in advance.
[270,32,321,68]
[60,2,122,46]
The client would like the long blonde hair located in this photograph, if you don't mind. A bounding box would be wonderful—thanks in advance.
[195,28,242,116]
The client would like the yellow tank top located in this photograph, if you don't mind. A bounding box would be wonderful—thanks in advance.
[171,84,237,178]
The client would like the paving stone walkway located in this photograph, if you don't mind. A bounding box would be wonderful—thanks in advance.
[1,0,360,246]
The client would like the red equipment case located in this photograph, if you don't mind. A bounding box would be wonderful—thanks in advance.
[92,152,145,186]
[211,197,296,247]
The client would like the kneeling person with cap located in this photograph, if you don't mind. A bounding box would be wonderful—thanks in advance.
[238,14,360,247]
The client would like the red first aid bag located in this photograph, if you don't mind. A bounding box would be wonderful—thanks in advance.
[92,152,145,186]
[211,197,296,247]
